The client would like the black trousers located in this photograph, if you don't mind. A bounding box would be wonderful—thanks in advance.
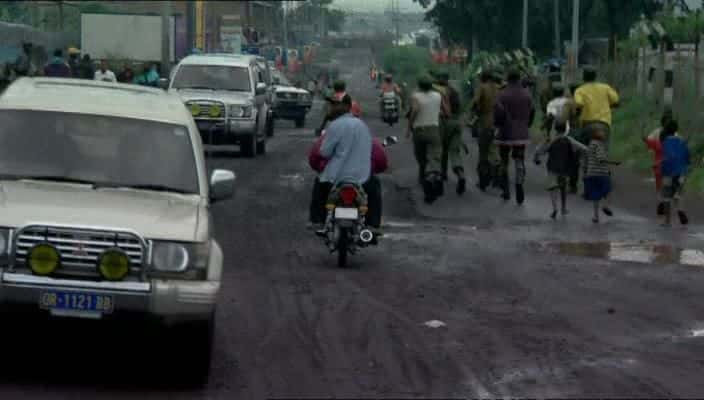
[309,176,382,228]
[498,145,526,190]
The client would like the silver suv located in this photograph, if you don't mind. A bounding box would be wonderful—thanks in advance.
[0,77,234,384]
[167,54,272,158]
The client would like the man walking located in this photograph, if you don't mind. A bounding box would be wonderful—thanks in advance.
[471,70,500,192]
[494,69,535,204]
[434,72,466,195]
[574,67,619,146]
[574,66,619,200]
[409,75,447,204]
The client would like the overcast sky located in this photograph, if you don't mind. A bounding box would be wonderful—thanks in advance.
[332,0,427,13]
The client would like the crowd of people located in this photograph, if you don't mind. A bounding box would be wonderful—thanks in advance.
[2,42,162,87]
[379,63,691,227]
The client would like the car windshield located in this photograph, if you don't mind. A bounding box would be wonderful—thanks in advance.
[274,72,291,86]
[172,65,251,91]
[0,110,200,195]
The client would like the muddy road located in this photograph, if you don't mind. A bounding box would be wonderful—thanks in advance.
[1,47,704,399]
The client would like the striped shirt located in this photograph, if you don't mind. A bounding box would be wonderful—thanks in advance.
[585,140,610,177]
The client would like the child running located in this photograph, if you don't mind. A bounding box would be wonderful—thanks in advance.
[643,109,674,216]
[660,119,690,227]
[534,121,581,219]
[584,128,619,223]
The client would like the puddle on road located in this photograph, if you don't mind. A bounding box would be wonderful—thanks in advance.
[544,241,704,267]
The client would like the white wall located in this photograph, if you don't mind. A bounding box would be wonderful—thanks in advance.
[81,14,174,62]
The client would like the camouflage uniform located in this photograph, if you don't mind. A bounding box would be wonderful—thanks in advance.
[432,81,464,186]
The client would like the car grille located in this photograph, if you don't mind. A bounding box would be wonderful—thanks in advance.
[12,225,146,279]
[277,92,298,101]
[185,100,226,120]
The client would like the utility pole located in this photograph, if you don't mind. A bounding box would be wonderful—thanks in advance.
[390,0,400,46]
[57,0,64,31]
[571,0,580,81]
[554,0,560,57]
[283,1,288,52]
[161,0,171,76]
[522,0,528,48]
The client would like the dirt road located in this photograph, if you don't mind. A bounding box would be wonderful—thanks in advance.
[2,47,704,399]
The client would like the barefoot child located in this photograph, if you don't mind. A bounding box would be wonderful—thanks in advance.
[534,121,581,219]
[660,119,690,226]
[584,128,619,223]
[642,109,674,216]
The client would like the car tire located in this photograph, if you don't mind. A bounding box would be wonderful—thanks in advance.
[256,138,266,155]
[241,135,256,158]
[295,117,305,128]
[175,315,215,387]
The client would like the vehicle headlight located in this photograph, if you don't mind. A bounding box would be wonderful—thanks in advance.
[150,241,210,279]
[228,104,253,118]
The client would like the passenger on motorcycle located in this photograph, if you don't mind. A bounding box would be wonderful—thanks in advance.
[308,94,374,233]
[317,80,361,135]
[309,101,387,231]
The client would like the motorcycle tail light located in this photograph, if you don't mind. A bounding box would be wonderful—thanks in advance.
[339,187,357,206]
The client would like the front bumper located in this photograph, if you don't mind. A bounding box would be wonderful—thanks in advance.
[0,270,219,325]
[273,103,311,119]
[195,118,257,145]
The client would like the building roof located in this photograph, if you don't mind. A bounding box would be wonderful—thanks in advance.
[0,78,190,124]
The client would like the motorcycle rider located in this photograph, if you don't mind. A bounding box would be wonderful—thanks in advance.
[379,74,401,116]
[309,100,388,234]
[311,94,373,234]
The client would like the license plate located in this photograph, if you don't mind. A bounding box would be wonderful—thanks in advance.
[335,207,359,220]
[40,290,114,315]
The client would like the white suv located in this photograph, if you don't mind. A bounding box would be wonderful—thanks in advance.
[167,54,272,158]
[0,77,234,384]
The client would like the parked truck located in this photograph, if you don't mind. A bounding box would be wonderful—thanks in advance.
[81,13,185,63]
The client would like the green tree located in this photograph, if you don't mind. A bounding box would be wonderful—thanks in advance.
[414,0,663,58]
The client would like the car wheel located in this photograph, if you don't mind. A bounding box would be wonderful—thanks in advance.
[256,138,266,155]
[241,135,256,158]
[172,315,215,388]
[295,117,305,128]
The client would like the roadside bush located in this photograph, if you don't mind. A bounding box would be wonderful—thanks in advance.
[382,45,431,86]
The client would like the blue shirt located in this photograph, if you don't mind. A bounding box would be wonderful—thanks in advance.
[319,113,372,184]
[661,136,690,177]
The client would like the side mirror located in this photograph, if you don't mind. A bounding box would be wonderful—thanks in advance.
[256,82,267,95]
[210,169,235,202]
[158,78,169,90]
[383,136,399,147]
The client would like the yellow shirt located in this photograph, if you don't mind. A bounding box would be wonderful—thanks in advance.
[574,82,619,127]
